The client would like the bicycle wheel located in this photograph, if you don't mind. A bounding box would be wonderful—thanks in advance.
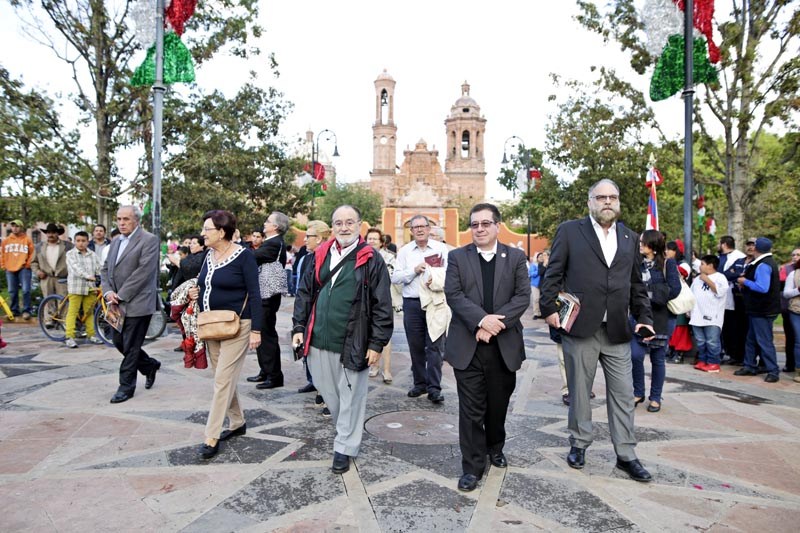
[145,310,167,340]
[94,305,116,347]
[39,294,68,342]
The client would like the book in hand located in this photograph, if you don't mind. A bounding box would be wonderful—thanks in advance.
[424,253,443,268]
[105,303,125,333]
[556,292,581,333]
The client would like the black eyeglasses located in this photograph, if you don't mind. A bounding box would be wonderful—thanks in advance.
[410,225,429,231]
[591,194,620,203]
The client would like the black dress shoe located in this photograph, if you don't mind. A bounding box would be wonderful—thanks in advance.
[298,383,317,393]
[734,368,757,376]
[616,458,652,482]
[407,387,426,398]
[173,345,184,352]
[145,361,161,389]
[332,452,350,474]
[246,373,267,383]
[219,423,247,441]
[567,446,585,469]
[457,473,479,492]
[764,373,779,383]
[110,391,134,404]
[199,442,219,459]
[428,391,444,404]
[782,366,795,373]
[256,379,284,390]
[489,452,507,468]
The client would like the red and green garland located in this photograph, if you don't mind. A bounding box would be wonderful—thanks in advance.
[642,0,719,101]
[131,0,196,87]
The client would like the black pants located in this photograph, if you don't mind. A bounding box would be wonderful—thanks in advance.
[113,314,159,394]
[454,341,516,477]
[257,294,282,381]
[722,303,748,361]
[403,297,443,393]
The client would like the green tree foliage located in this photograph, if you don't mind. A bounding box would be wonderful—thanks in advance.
[575,0,800,245]
[7,0,265,226]
[313,183,384,227]
[0,66,91,224]
[545,69,685,236]
[160,82,305,238]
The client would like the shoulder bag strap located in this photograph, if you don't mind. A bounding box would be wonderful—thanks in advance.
[238,294,248,316]
[318,243,367,289]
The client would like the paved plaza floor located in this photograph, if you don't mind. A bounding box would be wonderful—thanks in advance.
[1,300,799,532]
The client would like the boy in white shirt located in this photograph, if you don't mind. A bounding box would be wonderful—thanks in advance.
[689,255,729,372]
[65,231,103,348]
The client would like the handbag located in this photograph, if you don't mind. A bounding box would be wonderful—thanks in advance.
[197,296,248,341]
[667,276,695,315]
[258,243,288,299]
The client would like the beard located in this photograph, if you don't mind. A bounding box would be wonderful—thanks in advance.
[590,204,620,226]
[335,234,358,247]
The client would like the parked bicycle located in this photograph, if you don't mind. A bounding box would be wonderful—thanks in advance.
[38,285,167,346]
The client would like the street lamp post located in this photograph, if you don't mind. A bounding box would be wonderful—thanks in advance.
[502,135,532,257]
[310,129,340,215]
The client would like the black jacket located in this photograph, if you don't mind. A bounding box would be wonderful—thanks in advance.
[292,238,393,371]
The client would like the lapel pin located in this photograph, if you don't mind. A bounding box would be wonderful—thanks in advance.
[501,253,506,258]
[624,235,629,239]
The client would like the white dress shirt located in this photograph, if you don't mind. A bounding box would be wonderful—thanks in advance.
[391,238,449,298]
[590,216,617,267]
[115,226,139,264]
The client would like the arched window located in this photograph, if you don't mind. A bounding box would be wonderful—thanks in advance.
[461,131,470,158]
[380,89,389,125]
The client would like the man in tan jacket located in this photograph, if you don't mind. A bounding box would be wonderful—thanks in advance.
[31,223,71,297]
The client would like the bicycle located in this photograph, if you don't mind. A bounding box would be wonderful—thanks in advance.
[38,286,167,346]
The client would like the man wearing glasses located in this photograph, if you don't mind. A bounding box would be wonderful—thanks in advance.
[392,214,449,403]
[540,179,655,482]
[248,211,289,389]
[444,203,530,492]
[292,205,393,474]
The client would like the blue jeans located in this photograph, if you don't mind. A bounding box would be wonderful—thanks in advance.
[789,312,800,371]
[692,325,722,364]
[5,268,32,315]
[744,315,778,375]
[631,339,667,402]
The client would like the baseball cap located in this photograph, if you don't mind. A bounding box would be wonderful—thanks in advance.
[9,219,23,226]
[745,237,756,245]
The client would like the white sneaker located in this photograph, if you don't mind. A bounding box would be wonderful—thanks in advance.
[88,336,104,345]
[65,338,78,349]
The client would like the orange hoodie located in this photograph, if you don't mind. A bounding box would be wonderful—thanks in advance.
[1,233,34,272]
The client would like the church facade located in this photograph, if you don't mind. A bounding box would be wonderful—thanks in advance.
[369,70,487,246]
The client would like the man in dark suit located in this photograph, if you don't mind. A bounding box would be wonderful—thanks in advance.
[248,211,288,389]
[540,179,655,482]
[101,205,162,404]
[444,203,531,492]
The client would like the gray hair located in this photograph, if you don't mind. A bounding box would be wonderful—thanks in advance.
[587,179,620,199]
[118,205,142,221]
[331,204,362,222]
[270,211,289,235]
[431,226,445,240]
[408,214,430,228]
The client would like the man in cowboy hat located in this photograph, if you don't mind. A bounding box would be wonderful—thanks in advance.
[32,223,72,298]
[1,219,35,319]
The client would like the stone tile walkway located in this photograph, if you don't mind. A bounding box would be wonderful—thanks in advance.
[1,303,798,532]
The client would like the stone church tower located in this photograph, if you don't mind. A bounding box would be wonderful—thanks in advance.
[369,71,487,245]
[444,81,487,200]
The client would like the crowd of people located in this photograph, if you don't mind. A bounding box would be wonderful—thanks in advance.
[1,186,797,493]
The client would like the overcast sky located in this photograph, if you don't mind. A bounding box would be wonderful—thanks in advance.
[1,0,695,202]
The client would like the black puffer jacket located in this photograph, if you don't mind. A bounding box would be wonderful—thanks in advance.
[292,238,393,371]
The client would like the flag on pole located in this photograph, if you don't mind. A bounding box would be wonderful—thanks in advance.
[646,183,659,230]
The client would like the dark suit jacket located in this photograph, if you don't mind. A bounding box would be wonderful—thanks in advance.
[101,227,160,318]
[444,242,531,371]
[253,235,286,268]
[540,217,652,343]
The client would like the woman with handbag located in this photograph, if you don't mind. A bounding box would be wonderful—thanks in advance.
[189,210,263,459]
[631,230,682,413]
[782,249,800,384]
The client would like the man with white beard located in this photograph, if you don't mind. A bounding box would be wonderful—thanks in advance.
[292,205,393,474]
